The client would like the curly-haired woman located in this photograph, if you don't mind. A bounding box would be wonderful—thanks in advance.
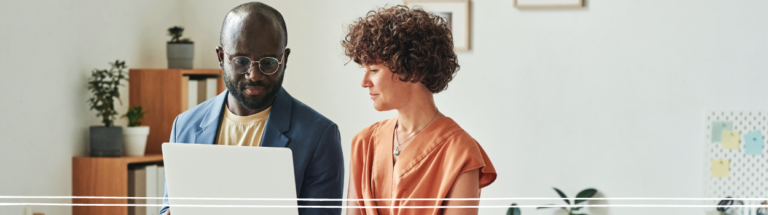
[342,5,497,215]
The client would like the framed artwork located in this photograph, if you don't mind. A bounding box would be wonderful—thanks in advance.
[404,0,471,51]
[514,0,583,8]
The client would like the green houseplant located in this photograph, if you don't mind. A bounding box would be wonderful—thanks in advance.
[506,188,598,215]
[537,187,598,215]
[122,106,150,156]
[87,60,128,157]
[167,26,194,69]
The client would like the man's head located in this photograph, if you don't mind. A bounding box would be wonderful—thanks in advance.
[216,2,290,111]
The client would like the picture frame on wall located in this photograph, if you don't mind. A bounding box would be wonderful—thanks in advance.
[404,0,471,51]
[514,0,583,8]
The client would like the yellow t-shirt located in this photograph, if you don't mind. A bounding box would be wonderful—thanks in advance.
[216,104,271,146]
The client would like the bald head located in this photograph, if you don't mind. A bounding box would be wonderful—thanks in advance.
[220,2,287,48]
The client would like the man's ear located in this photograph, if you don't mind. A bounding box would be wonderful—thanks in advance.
[282,48,291,71]
[215,46,225,69]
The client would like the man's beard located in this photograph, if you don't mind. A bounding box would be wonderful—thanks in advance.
[224,71,283,110]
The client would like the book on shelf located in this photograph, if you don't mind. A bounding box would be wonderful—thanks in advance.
[186,76,219,111]
[128,164,166,215]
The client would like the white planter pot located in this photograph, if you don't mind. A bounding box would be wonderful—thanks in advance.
[123,126,150,156]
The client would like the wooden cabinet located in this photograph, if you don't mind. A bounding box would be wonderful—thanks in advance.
[128,69,224,155]
[72,155,163,215]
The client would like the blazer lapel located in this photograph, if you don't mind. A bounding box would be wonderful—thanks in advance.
[260,87,292,147]
[193,90,228,145]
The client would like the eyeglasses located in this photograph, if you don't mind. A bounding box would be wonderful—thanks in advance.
[223,49,285,75]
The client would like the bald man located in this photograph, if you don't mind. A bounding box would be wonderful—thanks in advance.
[159,2,344,215]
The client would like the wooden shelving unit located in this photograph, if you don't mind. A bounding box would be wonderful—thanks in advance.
[129,69,224,155]
[72,155,164,215]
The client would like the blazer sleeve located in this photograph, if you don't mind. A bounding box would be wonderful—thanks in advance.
[159,116,180,215]
[298,123,345,215]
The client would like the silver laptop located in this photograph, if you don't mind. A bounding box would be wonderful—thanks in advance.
[162,143,298,215]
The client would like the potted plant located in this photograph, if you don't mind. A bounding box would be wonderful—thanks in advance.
[122,106,150,156]
[536,187,598,215]
[87,60,128,157]
[167,26,194,69]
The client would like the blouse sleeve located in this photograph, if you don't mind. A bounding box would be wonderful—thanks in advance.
[451,132,498,189]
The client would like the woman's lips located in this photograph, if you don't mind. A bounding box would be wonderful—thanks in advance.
[369,93,379,99]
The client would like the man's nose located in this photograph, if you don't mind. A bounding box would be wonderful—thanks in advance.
[245,65,263,81]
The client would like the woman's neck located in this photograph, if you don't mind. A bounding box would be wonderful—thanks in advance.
[396,91,442,133]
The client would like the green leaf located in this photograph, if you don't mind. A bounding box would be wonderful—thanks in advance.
[507,203,521,215]
[571,214,588,215]
[553,187,570,205]
[572,206,583,211]
[536,204,558,210]
[574,188,597,205]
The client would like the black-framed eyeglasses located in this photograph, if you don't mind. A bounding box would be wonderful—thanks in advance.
[223,49,285,75]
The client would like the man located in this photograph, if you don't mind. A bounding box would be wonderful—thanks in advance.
[159,2,344,215]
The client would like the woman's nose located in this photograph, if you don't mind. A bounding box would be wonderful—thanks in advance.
[361,72,370,88]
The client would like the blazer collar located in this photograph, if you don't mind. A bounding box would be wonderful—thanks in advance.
[194,87,293,147]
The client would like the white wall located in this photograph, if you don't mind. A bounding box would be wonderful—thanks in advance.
[2,0,767,215]
[0,1,181,214]
[181,1,768,215]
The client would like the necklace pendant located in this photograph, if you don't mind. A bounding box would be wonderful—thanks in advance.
[393,147,400,156]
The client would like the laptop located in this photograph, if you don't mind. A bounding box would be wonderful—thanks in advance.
[162,143,298,215]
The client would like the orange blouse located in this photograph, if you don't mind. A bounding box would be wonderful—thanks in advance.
[349,116,497,215]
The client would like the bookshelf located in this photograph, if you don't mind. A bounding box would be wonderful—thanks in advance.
[72,155,163,215]
[128,69,224,155]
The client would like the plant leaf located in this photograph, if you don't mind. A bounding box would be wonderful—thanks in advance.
[536,204,558,210]
[507,203,521,215]
[574,188,597,205]
[553,187,570,205]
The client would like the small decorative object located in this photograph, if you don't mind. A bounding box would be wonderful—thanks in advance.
[514,0,584,8]
[87,60,128,157]
[167,26,194,69]
[122,106,150,156]
[404,0,471,51]
[717,197,744,215]
[536,187,597,215]
[506,203,522,215]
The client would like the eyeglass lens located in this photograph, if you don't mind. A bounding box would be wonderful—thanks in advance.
[231,56,280,74]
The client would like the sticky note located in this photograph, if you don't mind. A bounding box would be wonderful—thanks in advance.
[744,130,764,155]
[722,130,740,149]
[712,159,729,177]
[711,121,733,142]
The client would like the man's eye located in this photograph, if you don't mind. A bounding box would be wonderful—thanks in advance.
[233,58,250,66]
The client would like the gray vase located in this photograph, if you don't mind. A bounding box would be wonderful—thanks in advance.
[90,126,123,157]
[167,42,194,69]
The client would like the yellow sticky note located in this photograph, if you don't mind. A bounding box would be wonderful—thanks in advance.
[712,159,729,177]
[722,130,740,149]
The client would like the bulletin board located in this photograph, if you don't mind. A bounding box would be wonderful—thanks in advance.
[704,111,768,202]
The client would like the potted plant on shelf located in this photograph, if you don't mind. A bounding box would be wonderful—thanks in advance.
[167,26,194,69]
[87,60,128,157]
[122,106,149,156]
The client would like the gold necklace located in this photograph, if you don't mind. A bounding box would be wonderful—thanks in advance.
[394,111,440,156]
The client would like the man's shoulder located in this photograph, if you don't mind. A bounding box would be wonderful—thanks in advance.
[287,95,335,130]
[174,97,220,129]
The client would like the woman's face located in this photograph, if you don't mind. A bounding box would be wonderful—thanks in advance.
[361,63,414,111]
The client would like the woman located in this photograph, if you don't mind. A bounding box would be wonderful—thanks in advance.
[342,5,497,215]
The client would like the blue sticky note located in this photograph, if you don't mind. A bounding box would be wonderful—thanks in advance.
[711,121,733,142]
[744,130,763,155]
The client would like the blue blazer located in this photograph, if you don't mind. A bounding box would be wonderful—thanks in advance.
[160,87,344,215]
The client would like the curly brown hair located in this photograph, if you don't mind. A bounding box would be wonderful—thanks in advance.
[341,5,459,93]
